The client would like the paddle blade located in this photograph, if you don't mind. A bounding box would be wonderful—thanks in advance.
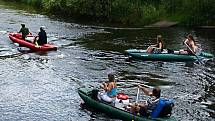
[135,87,140,103]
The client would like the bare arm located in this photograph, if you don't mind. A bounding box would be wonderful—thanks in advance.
[157,42,162,49]
[183,39,189,45]
[18,28,22,33]
[138,85,152,96]
[185,40,196,54]
[150,44,157,47]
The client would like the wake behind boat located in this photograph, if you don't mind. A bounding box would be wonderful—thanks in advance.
[8,33,57,51]
[125,49,213,62]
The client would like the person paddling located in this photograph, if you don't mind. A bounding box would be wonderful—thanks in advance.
[18,23,30,40]
[146,35,164,54]
[179,34,198,55]
[126,85,161,117]
[34,26,47,46]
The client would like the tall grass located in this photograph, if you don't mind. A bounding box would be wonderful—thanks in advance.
[4,0,215,26]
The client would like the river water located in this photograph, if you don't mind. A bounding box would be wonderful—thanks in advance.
[0,1,214,121]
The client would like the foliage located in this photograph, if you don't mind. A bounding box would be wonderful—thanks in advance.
[4,0,215,26]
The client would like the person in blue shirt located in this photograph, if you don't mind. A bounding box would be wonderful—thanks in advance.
[97,73,118,103]
[34,26,47,45]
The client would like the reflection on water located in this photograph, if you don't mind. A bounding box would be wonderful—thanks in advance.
[0,0,215,121]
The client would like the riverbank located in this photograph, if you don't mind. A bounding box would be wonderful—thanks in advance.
[145,21,178,28]
[4,0,215,27]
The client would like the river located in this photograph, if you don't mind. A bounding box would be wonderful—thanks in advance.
[0,1,214,121]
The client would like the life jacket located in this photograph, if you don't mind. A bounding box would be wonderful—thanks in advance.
[150,98,174,118]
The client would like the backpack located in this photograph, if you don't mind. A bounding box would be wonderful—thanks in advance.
[151,98,174,118]
[158,101,174,117]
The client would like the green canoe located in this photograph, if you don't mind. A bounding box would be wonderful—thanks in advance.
[125,49,213,61]
[78,88,177,121]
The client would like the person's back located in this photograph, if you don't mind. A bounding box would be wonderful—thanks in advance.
[18,24,30,40]
[97,73,118,103]
[106,82,117,97]
[37,28,47,45]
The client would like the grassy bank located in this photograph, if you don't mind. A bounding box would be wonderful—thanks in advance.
[5,0,215,26]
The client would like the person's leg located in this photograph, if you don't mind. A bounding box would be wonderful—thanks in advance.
[146,46,153,53]
[97,91,105,101]
[37,39,42,45]
[126,103,146,114]
[33,37,37,44]
[179,49,188,54]
[125,103,138,113]
[101,94,113,103]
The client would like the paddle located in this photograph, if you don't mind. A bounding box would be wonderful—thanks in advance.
[184,42,204,64]
[135,87,140,103]
[130,87,140,121]
[118,81,153,89]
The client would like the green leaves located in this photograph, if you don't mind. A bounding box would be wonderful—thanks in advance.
[7,0,215,26]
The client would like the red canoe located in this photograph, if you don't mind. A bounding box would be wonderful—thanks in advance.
[8,33,57,51]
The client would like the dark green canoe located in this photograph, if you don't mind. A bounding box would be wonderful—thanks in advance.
[78,88,177,121]
[125,49,213,61]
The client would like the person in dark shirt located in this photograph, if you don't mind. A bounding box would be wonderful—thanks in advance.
[146,35,164,54]
[18,23,30,40]
[34,26,47,46]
